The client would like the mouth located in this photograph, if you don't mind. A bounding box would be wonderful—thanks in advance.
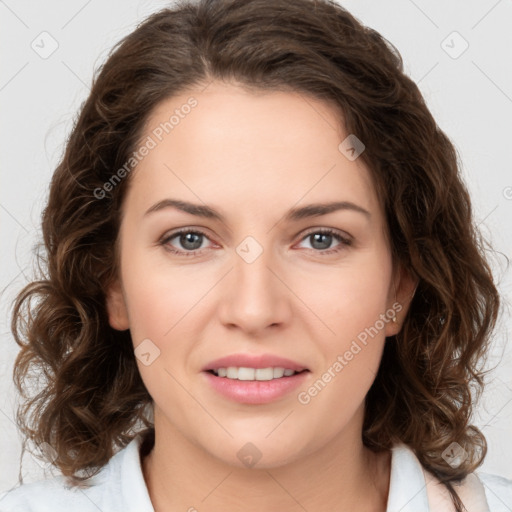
[206,367,309,381]
[202,366,311,404]
[201,354,311,403]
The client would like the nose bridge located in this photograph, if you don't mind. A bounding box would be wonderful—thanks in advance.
[234,233,277,302]
[218,233,289,331]
[235,235,272,290]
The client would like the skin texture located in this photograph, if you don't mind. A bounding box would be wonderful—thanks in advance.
[106,81,417,512]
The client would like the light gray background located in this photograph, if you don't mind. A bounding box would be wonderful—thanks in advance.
[1,0,511,491]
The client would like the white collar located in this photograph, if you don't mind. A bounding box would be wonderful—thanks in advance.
[387,442,431,511]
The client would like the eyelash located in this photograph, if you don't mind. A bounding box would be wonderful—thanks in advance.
[159,227,352,257]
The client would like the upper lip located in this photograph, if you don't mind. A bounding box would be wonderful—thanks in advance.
[202,354,309,372]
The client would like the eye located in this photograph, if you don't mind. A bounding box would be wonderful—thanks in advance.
[159,229,214,256]
[159,227,352,257]
[296,228,352,255]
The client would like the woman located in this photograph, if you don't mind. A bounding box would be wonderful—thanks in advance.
[1,0,511,510]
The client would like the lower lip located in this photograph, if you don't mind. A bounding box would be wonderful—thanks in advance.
[202,370,310,404]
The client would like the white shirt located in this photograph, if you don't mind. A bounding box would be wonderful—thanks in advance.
[1,434,510,511]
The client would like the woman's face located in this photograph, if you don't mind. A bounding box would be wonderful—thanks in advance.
[106,81,414,468]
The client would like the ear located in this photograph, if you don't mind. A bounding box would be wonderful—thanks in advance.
[384,264,418,337]
[105,279,130,331]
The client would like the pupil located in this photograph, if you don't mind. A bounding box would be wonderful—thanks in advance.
[181,233,202,250]
[311,233,331,250]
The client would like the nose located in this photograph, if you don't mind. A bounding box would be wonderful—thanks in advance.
[217,241,292,335]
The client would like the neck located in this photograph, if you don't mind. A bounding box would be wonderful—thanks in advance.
[141,408,391,512]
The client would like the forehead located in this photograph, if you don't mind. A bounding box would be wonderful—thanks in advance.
[125,82,381,221]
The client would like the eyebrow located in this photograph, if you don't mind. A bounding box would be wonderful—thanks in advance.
[144,198,371,222]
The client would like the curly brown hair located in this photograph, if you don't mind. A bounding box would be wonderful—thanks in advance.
[10,0,500,510]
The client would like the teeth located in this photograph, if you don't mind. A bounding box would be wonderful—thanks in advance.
[212,366,300,380]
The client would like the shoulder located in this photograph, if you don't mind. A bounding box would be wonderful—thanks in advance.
[391,443,512,512]
[475,471,512,512]
[0,434,153,512]
[0,474,97,512]
[424,464,512,512]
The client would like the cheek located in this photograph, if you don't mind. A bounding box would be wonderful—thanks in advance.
[123,277,173,343]
[293,251,391,404]
[121,260,199,404]
[292,253,391,340]
[121,247,212,341]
